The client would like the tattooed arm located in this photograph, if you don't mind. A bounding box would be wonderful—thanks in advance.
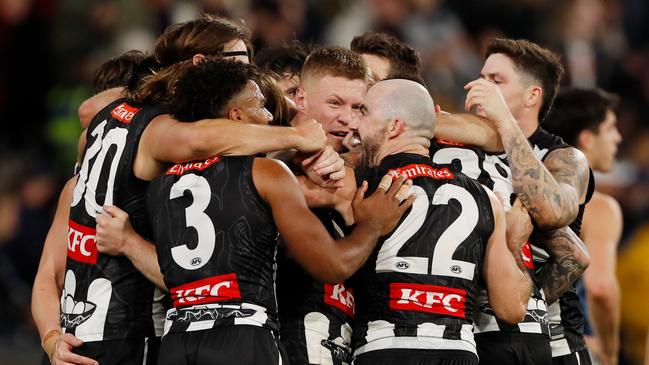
[464,79,590,229]
[535,227,590,304]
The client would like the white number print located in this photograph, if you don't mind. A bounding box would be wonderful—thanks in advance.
[169,174,215,270]
[376,184,478,281]
[72,120,128,217]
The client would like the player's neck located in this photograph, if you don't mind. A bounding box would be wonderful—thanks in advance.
[379,138,430,162]
[516,113,539,139]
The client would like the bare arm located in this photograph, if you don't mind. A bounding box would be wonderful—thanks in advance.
[465,79,590,229]
[32,177,99,365]
[582,193,622,365]
[95,206,166,290]
[435,113,503,152]
[144,115,327,165]
[254,158,413,283]
[484,188,531,324]
[78,87,123,128]
[535,227,590,304]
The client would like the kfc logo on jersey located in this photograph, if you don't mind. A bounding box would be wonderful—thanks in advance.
[67,220,98,264]
[522,242,534,270]
[170,273,241,307]
[324,283,355,317]
[389,164,455,181]
[111,103,141,124]
[389,283,466,318]
[166,157,222,176]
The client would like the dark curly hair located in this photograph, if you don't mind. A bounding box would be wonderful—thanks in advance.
[171,58,259,122]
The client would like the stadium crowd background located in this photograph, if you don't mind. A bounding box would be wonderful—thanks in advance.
[0,0,648,364]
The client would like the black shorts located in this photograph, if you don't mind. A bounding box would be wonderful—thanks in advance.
[353,349,478,365]
[40,336,160,365]
[158,326,285,365]
[476,332,551,365]
[552,349,593,365]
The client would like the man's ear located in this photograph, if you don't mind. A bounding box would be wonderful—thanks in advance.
[192,53,206,65]
[577,129,594,151]
[295,87,307,114]
[525,85,543,109]
[228,107,242,121]
[387,118,406,138]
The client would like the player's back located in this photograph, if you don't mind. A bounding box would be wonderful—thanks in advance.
[147,155,280,335]
[63,99,167,342]
[351,153,494,358]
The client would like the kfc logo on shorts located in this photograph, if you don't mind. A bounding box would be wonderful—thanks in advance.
[67,220,98,264]
[111,102,141,124]
[389,282,466,318]
[324,283,355,317]
[170,273,241,307]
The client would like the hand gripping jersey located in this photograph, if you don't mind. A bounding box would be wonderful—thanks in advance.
[350,153,494,357]
[147,156,280,336]
[430,139,551,337]
[277,209,355,365]
[63,99,167,341]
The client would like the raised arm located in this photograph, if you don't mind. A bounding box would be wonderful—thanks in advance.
[143,115,327,165]
[483,189,531,324]
[435,113,503,152]
[78,87,123,128]
[581,193,622,365]
[535,226,590,304]
[254,158,413,283]
[465,79,590,229]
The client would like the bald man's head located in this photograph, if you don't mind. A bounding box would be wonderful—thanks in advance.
[366,79,435,139]
[356,79,436,167]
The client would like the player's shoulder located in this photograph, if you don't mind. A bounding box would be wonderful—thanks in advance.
[587,191,622,219]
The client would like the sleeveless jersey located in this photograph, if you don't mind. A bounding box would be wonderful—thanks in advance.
[430,138,550,337]
[277,209,355,364]
[146,156,280,335]
[524,129,595,357]
[62,99,167,341]
[350,153,495,357]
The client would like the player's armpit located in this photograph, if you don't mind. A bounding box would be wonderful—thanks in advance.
[435,113,503,152]
[535,226,590,304]
[483,189,531,324]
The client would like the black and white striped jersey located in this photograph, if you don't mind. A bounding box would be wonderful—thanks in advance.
[63,99,167,342]
[147,156,280,335]
[350,153,495,357]
[277,209,354,365]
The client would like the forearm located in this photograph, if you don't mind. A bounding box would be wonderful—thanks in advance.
[190,120,303,157]
[324,224,380,283]
[536,227,590,304]
[589,283,621,362]
[123,234,167,290]
[498,119,577,228]
[436,114,503,152]
[32,271,62,341]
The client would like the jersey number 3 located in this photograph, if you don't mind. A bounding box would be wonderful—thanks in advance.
[376,185,479,281]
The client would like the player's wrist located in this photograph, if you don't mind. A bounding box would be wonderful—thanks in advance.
[42,328,61,360]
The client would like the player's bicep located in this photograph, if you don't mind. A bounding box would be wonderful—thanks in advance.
[544,147,590,203]
[436,113,503,152]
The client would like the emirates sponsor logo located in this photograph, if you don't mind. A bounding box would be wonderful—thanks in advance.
[434,138,466,147]
[67,220,98,264]
[166,157,221,176]
[170,273,241,307]
[110,102,141,124]
[389,282,466,318]
[324,283,355,317]
[388,164,455,180]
